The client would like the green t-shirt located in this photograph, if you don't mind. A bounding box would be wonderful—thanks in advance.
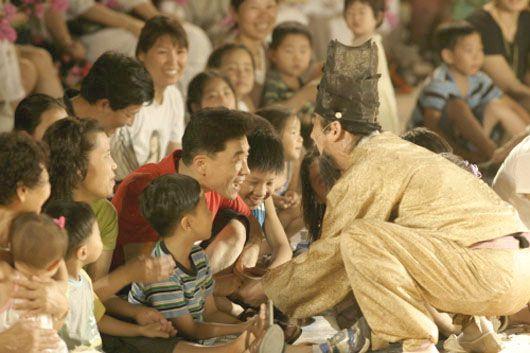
[90,199,118,251]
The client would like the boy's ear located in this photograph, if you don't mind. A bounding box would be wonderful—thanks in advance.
[137,51,146,63]
[15,184,28,204]
[46,259,62,273]
[441,48,454,65]
[180,214,192,232]
[76,245,89,262]
[95,98,111,112]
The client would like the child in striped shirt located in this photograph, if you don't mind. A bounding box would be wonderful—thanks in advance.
[129,174,284,352]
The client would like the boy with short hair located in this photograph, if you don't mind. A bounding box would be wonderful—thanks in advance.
[62,51,154,136]
[128,174,283,352]
[410,21,530,162]
[261,21,317,117]
[112,15,189,179]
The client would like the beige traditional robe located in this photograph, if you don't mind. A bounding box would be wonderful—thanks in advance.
[263,132,530,346]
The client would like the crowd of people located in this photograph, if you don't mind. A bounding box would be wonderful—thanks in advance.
[1,0,530,353]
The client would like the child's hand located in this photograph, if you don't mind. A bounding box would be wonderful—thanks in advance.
[272,194,293,210]
[283,191,301,207]
[138,322,175,338]
[129,254,175,284]
[135,306,165,325]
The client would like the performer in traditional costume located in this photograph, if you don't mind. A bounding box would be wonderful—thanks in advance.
[263,40,530,353]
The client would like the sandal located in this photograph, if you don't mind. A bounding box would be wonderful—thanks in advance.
[457,316,502,353]
[317,317,371,353]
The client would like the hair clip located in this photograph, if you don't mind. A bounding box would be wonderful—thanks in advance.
[334,112,343,119]
[54,216,66,230]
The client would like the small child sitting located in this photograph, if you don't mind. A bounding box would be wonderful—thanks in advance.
[128,174,284,352]
[207,43,256,112]
[0,212,69,353]
[255,106,304,238]
[45,200,175,352]
[343,0,400,134]
[261,21,318,144]
[14,94,68,141]
[410,21,530,163]
[187,71,238,114]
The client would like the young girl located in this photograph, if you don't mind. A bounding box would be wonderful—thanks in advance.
[343,0,401,134]
[0,212,69,353]
[187,71,238,114]
[255,106,304,237]
[227,0,279,105]
[207,43,256,112]
[14,94,67,141]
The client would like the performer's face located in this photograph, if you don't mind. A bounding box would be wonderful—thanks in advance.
[310,115,330,155]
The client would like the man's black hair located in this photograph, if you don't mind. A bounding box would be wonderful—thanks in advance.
[435,21,478,53]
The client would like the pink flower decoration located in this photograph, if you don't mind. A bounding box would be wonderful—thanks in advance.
[51,0,69,12]
[0,19,17,43]
[23,0,35,4]
[221,14,235,27]
[53,216,66,230]
[103,0,121,10]
[3,3,17,21]
[34,3,46,19]
[174,0,188,5]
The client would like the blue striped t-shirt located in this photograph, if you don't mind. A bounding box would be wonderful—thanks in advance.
[128,242,214,321]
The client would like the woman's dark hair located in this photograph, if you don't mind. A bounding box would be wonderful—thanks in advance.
[81,51,154,111]
[0,132,48,206]
[231,0,278,11]
[43,118,105,202]
[247,128,284,175]
[270,21,313,50]
[207,43,255,70]
[300,149,340,241]
[140,174,201,237]
[182,107,250,166]
[343,0,387,28]
[254,105,295,135]
[401,127,453,154]
[14,94,66,136]
[44,200,96,258]
[136,15,189,57]
[186,70,236,114]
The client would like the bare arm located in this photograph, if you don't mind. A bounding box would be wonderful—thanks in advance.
[270,81,318,113]
[204,219,247,274]
[263,197,292,269]
[131,1,160,20]
[202,294,241,324]
[79,3,144,36]
[97,314,171,338]
[482,55,530,99]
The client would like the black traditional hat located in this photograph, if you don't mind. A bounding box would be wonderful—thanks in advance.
[315,40,381,132]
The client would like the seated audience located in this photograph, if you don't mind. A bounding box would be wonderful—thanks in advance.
[14,94,67,141]
[186,71,238,114]
[343,0,400,133]
[227,0,279,104]
[207,43,256,111]
[0,132,69,352]
[410,21,530,163]
[112,16,188,180]
[45,200,177,353]
[129,174,284,352]
[62,51,154,136]
[467,0,530,111]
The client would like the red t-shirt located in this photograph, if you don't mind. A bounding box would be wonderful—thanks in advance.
[111,150,250,267]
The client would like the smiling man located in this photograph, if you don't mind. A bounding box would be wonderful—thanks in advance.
[111,16,189,180]
[63,51,154,136]
[111,108,291,277]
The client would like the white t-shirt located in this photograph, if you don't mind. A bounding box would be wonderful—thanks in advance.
[125,85,185,166]
[493,135,530,228]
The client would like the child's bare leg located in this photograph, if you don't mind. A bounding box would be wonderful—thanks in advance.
[502,95,530,124]
[18,45,63,98]
[445,98,497,158]
[484,99,527,137]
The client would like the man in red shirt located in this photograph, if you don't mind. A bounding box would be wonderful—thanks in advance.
[112,108,292,276]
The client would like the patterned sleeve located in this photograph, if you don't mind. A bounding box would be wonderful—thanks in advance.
[417,79,456,112]
[476,72,503,104]
[137,279,189,319]
[202,253,215,298]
